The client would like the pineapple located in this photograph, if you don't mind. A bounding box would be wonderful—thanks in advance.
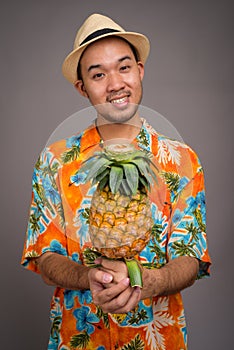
[79,143,158,287]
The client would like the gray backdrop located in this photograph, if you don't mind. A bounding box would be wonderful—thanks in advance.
[1,0,233,349]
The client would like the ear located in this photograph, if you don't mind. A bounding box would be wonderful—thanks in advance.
[74,80,89,98]
[137,62,144,81]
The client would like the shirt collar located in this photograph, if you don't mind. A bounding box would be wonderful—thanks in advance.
[79,121,102,153]
[79,117,154,153]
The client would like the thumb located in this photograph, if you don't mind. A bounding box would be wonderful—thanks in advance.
[102,271,113,284]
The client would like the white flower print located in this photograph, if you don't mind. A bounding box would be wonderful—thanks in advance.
[157,139,183,166]
[143,119,158,136]
[145,297,175,350]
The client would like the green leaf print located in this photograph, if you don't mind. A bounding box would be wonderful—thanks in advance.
[41,162,59,189]
[97,306,110,328]
[35,156,43,171]
[61,144,80,163]
[128,309,148,325]
[70,331,90,349]
[25,251,39,259]
[193,208,206,232]
[83,248,101,267]
[138,129,149,148]
[33,162,66,229]
[149,224,166,264]
[33,182,55,215]
[185,222,200,243]
[50,315,62,343]
[151,223,163,241]
[172,240,197,257]
[160,171,180,201]
[121,334,145,350]
[56,202,65,229]
[50,162,60,176]
[29,212,41,233]
[81,207,90,223]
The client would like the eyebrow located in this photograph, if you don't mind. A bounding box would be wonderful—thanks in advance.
[119,55,132,62]
[87,55,132,73]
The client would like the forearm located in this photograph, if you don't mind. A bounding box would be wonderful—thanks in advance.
[141,256,199,299]
[37,252,90,290]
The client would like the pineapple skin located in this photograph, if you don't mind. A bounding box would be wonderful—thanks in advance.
[89,185,153,259]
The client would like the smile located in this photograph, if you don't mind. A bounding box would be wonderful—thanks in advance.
[110,97,128,104]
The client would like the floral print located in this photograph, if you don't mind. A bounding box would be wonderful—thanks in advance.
[73,306,100,334]
[21,119,211,349]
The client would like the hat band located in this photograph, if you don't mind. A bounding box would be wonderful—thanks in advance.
[80,28,121,46]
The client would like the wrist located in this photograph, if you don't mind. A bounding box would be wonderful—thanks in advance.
[141,266,167,299]
[76,264,91,290]
[141,268,157,298]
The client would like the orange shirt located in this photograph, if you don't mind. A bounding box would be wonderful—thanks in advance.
[21,119,211,349]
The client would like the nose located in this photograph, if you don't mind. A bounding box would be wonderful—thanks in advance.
[106,72,125,92]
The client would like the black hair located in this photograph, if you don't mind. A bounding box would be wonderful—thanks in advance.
[77,36,139,81]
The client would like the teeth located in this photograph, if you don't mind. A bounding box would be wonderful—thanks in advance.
[111,97,127,104]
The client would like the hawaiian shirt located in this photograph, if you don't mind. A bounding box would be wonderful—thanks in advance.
[21,118,211,350]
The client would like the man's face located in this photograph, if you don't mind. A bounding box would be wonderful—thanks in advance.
[75,37,144,123]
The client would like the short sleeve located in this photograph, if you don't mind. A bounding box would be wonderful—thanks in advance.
[21,148,67,273]
[168,165,211,278]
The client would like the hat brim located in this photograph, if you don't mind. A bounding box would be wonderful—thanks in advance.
[62,31,150,84]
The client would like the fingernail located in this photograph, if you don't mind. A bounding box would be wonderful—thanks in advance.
[122,278,130,286]
[134,286,141,293]
[103,273,112,283]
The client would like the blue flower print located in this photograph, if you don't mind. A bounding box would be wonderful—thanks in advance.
[73,306,99,334]
[77,290,92,304]
[66,134,82,148]
[70,170,87,186]
[97,346,106,350]
[186,190,206,219]
[42,176,60,204]
[179,176,189,191]
[196,191,206,213]
[71,252,80,263]
[50,296,62,320]
[64,290,92,311]
[48,297,62,349]
[151,203,168,236]
[74,206,90,246]
[171,176,189,202]
[42,239,67,256]
[140,203,168,265]
[64,290,77,310]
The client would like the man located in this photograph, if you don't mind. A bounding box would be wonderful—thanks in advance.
[21,13,211,349]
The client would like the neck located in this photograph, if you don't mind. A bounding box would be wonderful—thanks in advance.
[96,113,142,144]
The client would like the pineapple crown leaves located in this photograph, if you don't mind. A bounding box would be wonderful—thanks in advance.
[77,144,158,195]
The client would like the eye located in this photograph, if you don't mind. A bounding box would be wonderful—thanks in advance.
[120,65,131,72]
[93,72,105,80]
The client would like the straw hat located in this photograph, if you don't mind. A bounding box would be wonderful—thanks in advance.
[62,13,150,84]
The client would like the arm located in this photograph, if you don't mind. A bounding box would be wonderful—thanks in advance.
[141,255,199,299]
[36,252,90,290]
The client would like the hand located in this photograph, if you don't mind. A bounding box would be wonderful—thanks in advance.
[97,257,128,287]
[88,258,141,314]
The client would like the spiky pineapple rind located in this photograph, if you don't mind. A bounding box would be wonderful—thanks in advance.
[78,144,158,196]
[96,229,151,259]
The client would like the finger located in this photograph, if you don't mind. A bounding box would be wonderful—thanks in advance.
[89,268,113,285]
[102,286,141,314]
[92,277,130,305]
[99,258,127,273]
[88,269,113,298]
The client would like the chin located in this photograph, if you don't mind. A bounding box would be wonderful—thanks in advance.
[95,103,139,124]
